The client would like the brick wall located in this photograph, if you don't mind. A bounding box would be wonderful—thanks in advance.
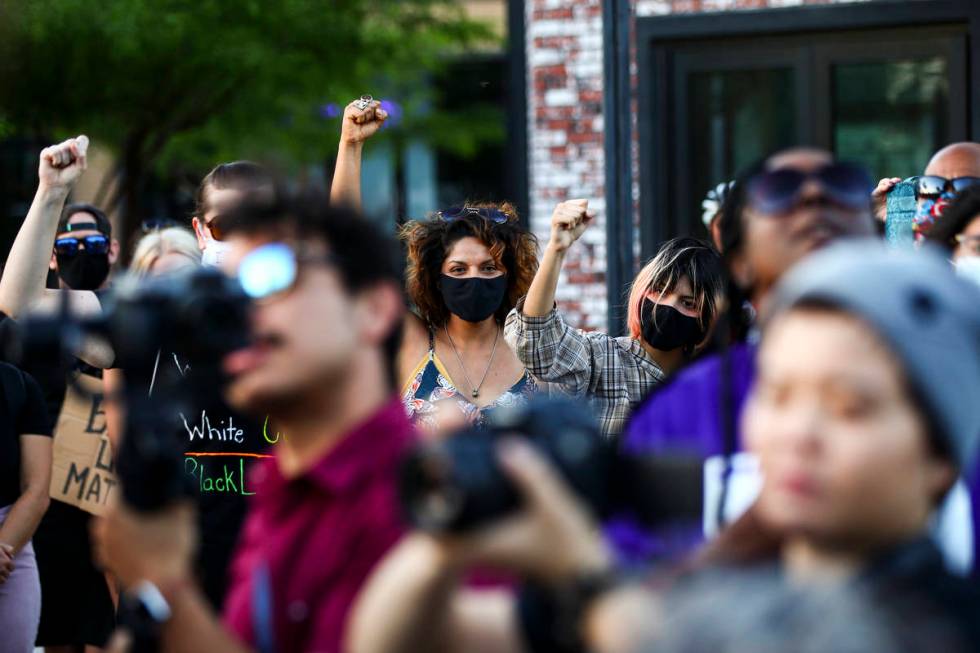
[526,0,607,331]
[524,0,861,332]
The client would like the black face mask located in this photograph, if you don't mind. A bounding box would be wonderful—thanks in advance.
[640,299,705,353]
[56,251,110,290]
[439,274,508,323]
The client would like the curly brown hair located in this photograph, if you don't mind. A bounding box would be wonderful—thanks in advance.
[400,202,539,328]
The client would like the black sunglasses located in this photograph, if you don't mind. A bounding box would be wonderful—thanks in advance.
[915,175,980,198]
[54,235,109,257]
[437,206,509,224]
[747,162,873,215]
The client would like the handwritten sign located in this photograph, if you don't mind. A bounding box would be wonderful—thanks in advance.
[49,373,118,515]
[184,454,263,495]
[156,351,278,496]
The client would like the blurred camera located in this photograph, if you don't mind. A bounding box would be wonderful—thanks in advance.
[13,267,251,512]
[399,397,705,533]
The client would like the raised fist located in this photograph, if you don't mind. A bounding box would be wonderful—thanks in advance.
[549,199,595,253]
[39,135,88,192]
[341,97,389,145]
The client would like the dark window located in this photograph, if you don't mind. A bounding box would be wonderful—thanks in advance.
[639,18,969,247]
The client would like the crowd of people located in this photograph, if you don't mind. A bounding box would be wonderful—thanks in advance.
[0,94,976,653]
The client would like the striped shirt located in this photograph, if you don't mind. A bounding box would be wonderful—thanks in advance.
[505,300,666,438]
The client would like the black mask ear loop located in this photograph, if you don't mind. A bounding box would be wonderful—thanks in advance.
[682,315,702,357]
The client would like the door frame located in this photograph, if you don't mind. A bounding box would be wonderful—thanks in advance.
[632,0,980,262]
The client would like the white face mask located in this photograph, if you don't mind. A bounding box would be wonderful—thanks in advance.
[954,256,980,288]
[201,238,232,268]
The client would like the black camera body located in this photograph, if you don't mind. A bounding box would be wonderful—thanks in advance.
[399,397,705,533]
[16,267,251,512]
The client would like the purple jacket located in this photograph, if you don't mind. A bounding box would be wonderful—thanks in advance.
[606,344,756,565]
[623,343,757,459]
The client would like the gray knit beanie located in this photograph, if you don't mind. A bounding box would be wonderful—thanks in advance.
[769,240,980,469]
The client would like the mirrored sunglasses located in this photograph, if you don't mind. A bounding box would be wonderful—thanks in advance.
[54,235,110,257]
[915,175,980,198]
[237,242,336,301]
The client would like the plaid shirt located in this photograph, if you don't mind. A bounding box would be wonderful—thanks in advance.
[505,300,665,438]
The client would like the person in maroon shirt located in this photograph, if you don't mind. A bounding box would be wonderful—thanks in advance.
[95,194,412,653]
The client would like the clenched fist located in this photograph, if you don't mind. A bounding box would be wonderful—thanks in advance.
[341,98,388,145]
[39,135,88,193]
[549,199,595,253]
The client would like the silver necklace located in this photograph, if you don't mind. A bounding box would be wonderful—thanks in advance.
[444,325,499,399]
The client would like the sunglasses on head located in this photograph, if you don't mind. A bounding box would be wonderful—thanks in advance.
[237,242,337,301]
[914,175,980,198]
[746,162,874,215]
[437,206,509,224]
[54,235,109,257]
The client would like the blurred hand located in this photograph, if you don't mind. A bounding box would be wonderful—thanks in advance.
[105,629,133,653]
[871,177,902,224]
[38,135,89,193]
[0,543,14,584]
[549,200,595,254]
[443,439,611,584]
[341,98,388,145]
[92,500,197,590]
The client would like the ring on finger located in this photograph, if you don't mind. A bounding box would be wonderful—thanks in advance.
[353,94,373,111]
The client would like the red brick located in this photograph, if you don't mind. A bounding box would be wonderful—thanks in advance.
[568,131,601,144]
[534,65,567,78]
[533,8,574,20]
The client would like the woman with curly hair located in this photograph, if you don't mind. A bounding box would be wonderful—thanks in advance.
[330,98,540,431]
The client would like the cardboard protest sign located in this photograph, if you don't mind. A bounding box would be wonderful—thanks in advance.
[49,373,118,515]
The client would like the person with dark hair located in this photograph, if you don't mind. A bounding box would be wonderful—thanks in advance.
[330,98,541,433]
[507,199,725,437]
[872,141,980,239]
[35,206,119,651]
[619,147,880,559]
[397,207,540,431]
[345,242,980,653]
[928,183,980,264]
[191,161,276,267]
[50,202,120,291]
[94,193,412,653]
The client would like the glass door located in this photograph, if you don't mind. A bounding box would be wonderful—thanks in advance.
[660,27,966,237]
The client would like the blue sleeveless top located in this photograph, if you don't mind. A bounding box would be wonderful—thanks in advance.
[402,332,537,431]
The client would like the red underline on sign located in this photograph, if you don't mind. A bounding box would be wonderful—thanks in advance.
[184,452,275,459]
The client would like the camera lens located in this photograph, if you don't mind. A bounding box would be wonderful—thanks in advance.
[400,447,465,531]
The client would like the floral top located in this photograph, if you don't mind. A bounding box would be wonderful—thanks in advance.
[401,334,537,432]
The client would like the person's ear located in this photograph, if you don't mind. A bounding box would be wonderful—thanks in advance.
[925,458,958,507]
[355,282,405,346]
[50,252,58,272]
[191,217,208,251]
[108,239,121,266]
